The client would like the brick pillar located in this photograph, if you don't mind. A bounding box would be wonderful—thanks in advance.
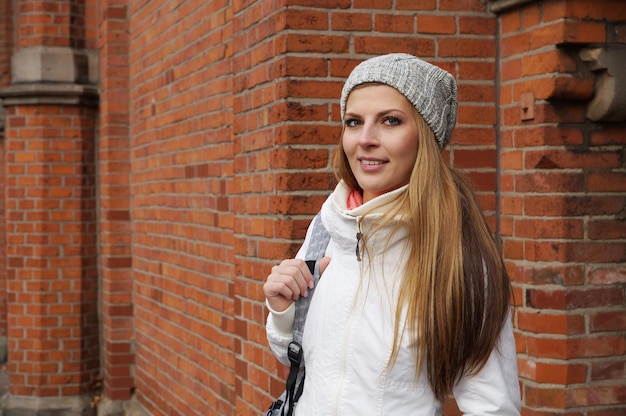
[0,0,14,365]
[492,0,626,413]
[232,1,340,413]
[95,1,134,414]
[0,0,100,414]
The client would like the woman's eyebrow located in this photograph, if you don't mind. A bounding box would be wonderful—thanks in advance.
[345,108,406,118]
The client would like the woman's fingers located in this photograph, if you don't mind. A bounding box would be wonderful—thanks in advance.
[264,257,333,312]
[264,259,313,311]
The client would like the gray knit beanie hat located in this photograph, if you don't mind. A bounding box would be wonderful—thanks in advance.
[340,53,458,150]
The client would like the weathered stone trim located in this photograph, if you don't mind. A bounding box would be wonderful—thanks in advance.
[2,395,94,416]
[0,103,5,139]
[580,45,626,122]
[96,397,130,416]
[123,397,150,416]
[11,46,98,85]
[0,83,99,107]
[489,0,538,13]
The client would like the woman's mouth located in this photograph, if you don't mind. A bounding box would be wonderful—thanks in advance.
[358,158,388,170]
[361,160,385,166]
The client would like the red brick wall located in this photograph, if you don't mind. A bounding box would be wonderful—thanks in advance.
[5,104,100,396]
[0,0,623,414]
[1,0,100,400]
[123,0,502,414]
[128,0,237,413]
[497,0,626,413]
[0,0,13,346]
[97,0,134,402]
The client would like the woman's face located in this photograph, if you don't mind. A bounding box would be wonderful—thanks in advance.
[342,84,419,203]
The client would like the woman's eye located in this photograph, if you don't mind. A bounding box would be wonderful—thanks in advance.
[345,118,361,128]
[383,116,401,126]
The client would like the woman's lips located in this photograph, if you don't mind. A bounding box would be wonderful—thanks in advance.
[359,158,387,170]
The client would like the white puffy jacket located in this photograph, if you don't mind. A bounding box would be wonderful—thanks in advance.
[266,181,521,415]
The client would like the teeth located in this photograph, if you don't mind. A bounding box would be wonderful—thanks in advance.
[362,160,384,165]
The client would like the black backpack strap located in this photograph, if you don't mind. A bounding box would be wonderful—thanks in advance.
[281,213,330,415]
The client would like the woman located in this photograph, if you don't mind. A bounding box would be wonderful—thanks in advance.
[264,53,521,415]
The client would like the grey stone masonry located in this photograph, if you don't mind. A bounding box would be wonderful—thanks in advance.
[0,46,99,107]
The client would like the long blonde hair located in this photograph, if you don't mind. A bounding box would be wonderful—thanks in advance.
[332,108,511,401]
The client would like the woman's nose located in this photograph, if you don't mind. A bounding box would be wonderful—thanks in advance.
[357,123,379,147]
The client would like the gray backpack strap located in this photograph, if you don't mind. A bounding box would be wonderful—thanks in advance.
[266,214,330,416]
[292,213,330,346]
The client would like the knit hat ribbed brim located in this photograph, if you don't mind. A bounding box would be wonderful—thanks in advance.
[340,53,458,150]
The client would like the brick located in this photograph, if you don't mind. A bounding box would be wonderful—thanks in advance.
[525,240,625,263]
[284,9,328,30]
[438,37,495,58]
[525,149,622,170]
[520,2,542,29]
[376,13,415,33]
[457,61,495,81]
[459,16,495,35]
[516,171,585,193]
[566,385,626,408]
[500,32,531,57]
[591,311,626,332]
[531,21,607,48]
[439,0,486,12]
[565,0,626,20]
[527,335,626,359]
[589,219,626,240]
[589,267,626,285]
[500,10,520,33]
[417,15,456,34]
[284,33,349,53]
[500,58,522,82]
[517,310,585,335]
[587,172,626,192]
[353,35,435,56]
[521,49,577,76]
[518,358,587,384]
[515,265,584,286]
[525,384,567,408]
[514,218,584,239]
[354,0,394,8]
[591,359,626,381]
[591,126,626,146]
[524,195,625,217]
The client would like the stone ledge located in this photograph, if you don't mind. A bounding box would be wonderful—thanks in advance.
[0,83,99,107]
[97,397,130,416]
[1,395,94,416]
[489,0,537,13]
[123,397,150,416]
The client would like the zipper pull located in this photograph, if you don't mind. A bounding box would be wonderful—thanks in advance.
[355,216,363,262]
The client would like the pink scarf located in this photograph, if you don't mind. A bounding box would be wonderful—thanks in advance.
[347,190,363,210]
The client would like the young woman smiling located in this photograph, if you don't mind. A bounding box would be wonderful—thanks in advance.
[264,53,521,415]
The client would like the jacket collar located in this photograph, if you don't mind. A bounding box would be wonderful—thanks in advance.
[331,180,409,217]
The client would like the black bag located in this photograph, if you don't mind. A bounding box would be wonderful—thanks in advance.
[266,214,330,416]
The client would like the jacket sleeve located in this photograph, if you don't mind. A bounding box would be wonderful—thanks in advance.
[453,310,522,415]
[265,220,315,367]
[266,303,295,367]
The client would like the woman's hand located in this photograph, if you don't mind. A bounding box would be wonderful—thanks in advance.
[264,257,331,312]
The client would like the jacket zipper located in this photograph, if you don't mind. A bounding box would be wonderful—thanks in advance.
[332,217,363,414]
